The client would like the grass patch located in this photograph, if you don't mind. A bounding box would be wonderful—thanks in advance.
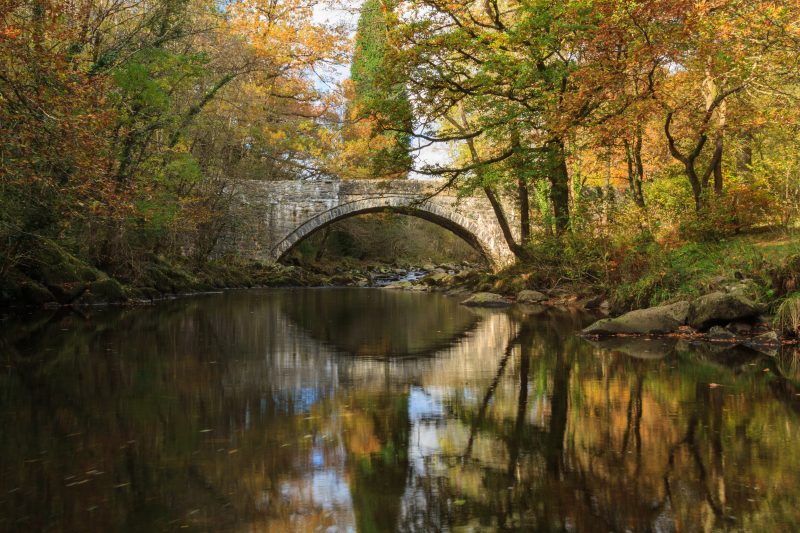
[774,292,800,337]
[612,233,800,310]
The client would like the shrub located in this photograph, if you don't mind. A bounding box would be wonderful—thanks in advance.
[679,185,776,242]
[774,293,800,337]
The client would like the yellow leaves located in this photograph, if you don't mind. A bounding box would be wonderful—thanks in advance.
[267,129,288,142]
[0,26,21,40]
[225,0,346,72]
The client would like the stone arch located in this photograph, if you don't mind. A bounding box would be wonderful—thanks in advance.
[271,196,505,268]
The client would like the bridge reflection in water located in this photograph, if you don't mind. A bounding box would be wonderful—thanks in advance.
[2,289,800,531]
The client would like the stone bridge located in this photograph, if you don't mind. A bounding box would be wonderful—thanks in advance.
[219,179,520,270]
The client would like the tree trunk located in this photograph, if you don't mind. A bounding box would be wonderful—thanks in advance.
[688,165,704,212]
[483,186,528,260]
[315,226,331,262]
[517,178,530,244]
[713,133,724,196]
[546,139,570,234]
[737,133,753,174]
[624,131,646,209]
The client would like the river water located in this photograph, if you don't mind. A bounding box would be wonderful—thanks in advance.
[2,288,800,531]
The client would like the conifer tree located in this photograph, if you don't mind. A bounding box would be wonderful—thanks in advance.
[350,0,412,178]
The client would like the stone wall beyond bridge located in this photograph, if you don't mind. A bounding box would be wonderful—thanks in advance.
[217,179,520,270]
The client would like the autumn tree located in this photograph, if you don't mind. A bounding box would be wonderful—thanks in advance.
[346,0,412,178]
[1,0,347,275]
[388,0,653,242]
[655,0,800,211]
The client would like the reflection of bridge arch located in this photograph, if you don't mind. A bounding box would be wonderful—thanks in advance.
[218,179,520,271]
[273,197,501,269]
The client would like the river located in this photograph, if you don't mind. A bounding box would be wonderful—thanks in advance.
[1,288,800,531]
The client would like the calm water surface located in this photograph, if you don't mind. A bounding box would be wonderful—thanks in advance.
[2,288,800,532]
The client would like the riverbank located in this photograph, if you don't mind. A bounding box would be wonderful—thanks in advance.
[374,230,800,347]
[453,231,800,344]
[0,237,319,308]
[0,235,485,308]
[5,231,800,346]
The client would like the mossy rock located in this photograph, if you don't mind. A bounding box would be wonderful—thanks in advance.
[687,292,761,330]
[20,279,56,305]
[583,301,690,336]
[141,261,196,293]
[74,278,128,305]
[128,287,161,301]
[491,275,527,295]
[461,292,511,308]
[0,271,27,306]
[21,239,99,286]
[0,272,56,306]
[47,281,90,304]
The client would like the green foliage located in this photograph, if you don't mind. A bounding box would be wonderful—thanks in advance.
[610,233,799,310]
[350,0,412,177]
[678,184,777,241]
[508,232,612,289]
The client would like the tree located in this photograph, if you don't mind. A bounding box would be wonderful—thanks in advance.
[388,0,662,237]
[657,0,799,211]
[347,0,413,178]
[0,0,347,275]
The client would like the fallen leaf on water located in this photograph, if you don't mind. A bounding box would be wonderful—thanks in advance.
[709,383,722,388]
[199,429,213,433]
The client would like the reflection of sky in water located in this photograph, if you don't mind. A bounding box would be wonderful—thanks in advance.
[408,386,446,473]
[270,387,322,414]
[278,463,356,532]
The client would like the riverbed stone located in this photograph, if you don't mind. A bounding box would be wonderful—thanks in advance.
[687,291,761,330]
[707,326,737,341]
[424,271,452,286]
[384,281,413,290]
[74,278,128,305]
[582,301,689,336]
[750,331,780,346]
[516,289,548,304]
[461,292,511,308]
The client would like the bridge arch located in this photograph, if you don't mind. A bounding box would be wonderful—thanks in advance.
[272,196,504,268]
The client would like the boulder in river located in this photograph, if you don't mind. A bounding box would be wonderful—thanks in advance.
[687,291,761,330]
[384,281,413,290]
[516,289,548,304]
[424,271,452,286]
[461,292,511,308]
[582,301,689,336]
[706,325,738,341]
[743,331,781,356]
[749,330,780,346]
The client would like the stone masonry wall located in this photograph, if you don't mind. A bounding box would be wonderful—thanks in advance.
[216,179,519,270]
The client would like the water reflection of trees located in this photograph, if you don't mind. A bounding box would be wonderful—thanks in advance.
[401,310,800,532]
[2,293,800,531]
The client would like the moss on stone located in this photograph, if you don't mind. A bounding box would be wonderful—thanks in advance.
[75,278,128,305]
